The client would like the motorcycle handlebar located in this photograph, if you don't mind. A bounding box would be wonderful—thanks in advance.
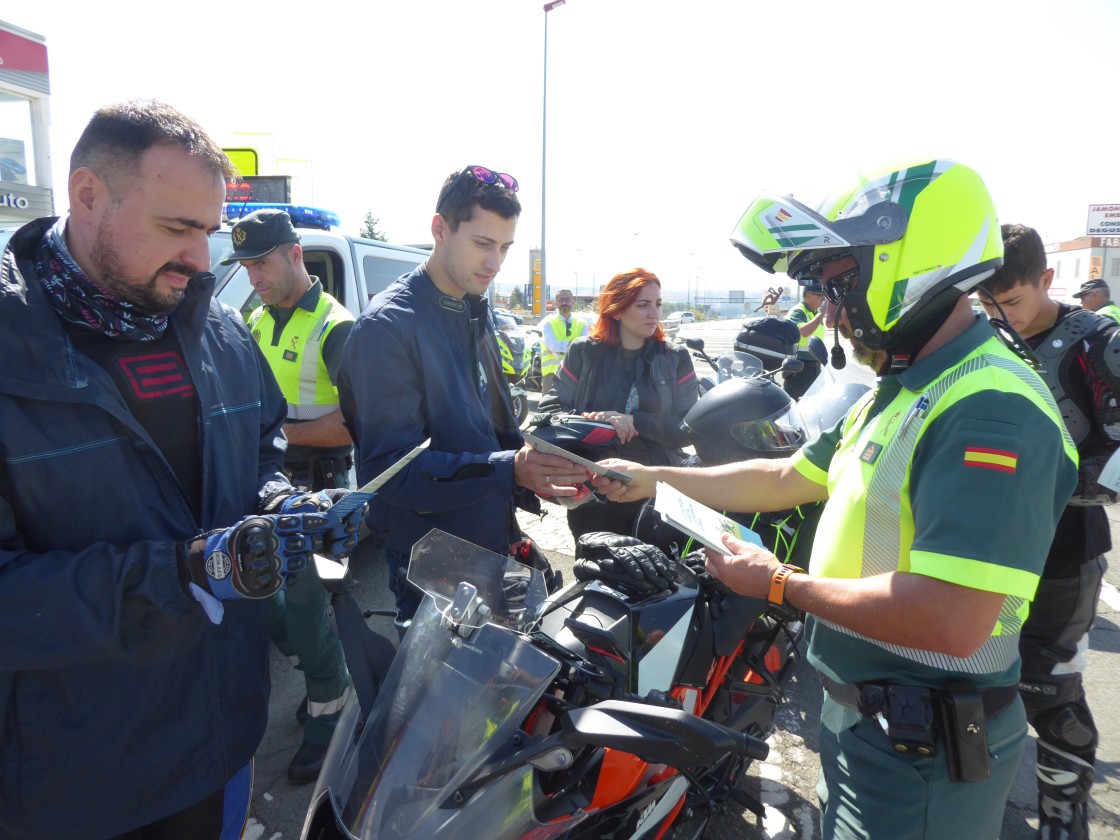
[736,730,771,761]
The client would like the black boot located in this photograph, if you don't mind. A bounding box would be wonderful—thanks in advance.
[295,696,308,726]
[287,740,328,785]
[1036,740,1093,840]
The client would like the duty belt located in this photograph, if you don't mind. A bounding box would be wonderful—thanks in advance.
[821,674,1018,719]
[820,673,1017,781]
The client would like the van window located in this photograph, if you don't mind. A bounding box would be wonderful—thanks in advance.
[363,255,423,299]
[304,249,345,305]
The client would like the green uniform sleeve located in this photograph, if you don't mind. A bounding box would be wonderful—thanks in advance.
[791,416,843,486]
[908,390,1076,598]
[787,305,809,326]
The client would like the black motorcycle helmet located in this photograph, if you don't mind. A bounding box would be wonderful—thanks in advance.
[733,317,800,372]
[682,377,806,466]
[527,414,619,460]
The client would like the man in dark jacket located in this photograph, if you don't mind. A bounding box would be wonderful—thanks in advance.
[0,101,362,839]
[338,166,587,626]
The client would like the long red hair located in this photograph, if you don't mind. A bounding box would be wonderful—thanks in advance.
[590,268,666,346]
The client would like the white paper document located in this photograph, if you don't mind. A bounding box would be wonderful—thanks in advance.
[653,482,763,555]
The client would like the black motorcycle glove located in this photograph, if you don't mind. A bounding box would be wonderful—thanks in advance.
[574,532,675,595]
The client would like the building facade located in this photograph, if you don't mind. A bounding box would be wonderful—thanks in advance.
[0,20,52,228]
[1046,236,1120,303]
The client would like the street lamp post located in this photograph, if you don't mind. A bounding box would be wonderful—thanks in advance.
[542,0,566,311]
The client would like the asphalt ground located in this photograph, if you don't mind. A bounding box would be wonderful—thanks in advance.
[246,320,1120,839]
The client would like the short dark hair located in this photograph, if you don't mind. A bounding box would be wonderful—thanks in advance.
[986,223,1047,295]
[436,169,521,231]
[70,100,234,200]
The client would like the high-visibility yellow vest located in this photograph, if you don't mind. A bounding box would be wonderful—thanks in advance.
[540,314,588,376]
[247,291,353,420]
[1096,302,1120,324]
[789,301,825,349]
[798,335,1077,676]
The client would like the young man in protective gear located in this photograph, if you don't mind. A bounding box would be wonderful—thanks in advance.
[594,159,1077,840]
[978,223,1120,839]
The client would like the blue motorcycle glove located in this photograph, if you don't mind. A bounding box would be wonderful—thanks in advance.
[178,513,329,601]
[261,488,367,557]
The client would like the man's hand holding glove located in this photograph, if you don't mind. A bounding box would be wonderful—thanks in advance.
[180,489,369,603]
[574,532,675,596]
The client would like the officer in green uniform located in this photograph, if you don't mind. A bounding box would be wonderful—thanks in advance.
[221,209,354,784]
[594,159,1078,839]
[539,288,588,395]
[782,282,827,399]
[1072,277,1120,323]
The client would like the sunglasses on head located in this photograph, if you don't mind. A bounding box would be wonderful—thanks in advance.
[437,165,519,213]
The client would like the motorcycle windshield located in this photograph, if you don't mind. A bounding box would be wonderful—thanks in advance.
[717,350,764,382]
[333,532,564,838]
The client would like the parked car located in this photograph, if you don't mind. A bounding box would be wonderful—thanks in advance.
[665,310,697,325]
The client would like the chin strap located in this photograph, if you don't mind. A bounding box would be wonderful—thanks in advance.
[878,289,965,373]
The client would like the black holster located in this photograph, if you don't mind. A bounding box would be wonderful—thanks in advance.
[826,675,999,783]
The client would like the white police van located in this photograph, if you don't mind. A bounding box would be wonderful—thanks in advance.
[209,203,429,319]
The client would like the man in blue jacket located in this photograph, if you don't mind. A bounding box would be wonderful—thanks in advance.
[339,166,588,626]
[0,101,363,839]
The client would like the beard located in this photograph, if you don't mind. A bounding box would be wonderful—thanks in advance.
[839,322,889,372]
[89,219,196,313]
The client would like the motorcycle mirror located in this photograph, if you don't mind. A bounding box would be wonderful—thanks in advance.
[780,358,804,374]
[314,552,353,595]
[684,337,705,352]
[807,336,828,365]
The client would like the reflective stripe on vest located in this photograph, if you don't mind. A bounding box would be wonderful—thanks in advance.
[540,315,588,376]
[812,340,1075,674]
[247,294,353,420]
[791,302,825,349]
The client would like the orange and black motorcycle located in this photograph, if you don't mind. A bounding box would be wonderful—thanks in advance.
[301,525,796,840]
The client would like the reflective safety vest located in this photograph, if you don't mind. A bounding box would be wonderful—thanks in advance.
[247,292,354,420]
[540,314,589,377]
[1095,302,1120,324]
[806,336,1077,676]
[789,301,825,350]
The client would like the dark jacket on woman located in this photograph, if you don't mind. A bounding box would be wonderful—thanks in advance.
[540,336,698,466]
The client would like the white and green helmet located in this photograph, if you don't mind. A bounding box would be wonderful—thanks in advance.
[730,159,1004,350]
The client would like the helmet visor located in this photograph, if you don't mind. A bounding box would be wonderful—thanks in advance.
[729,401,807,453]
[729,194,852,276]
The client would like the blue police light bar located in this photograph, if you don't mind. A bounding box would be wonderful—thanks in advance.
[223,202,341,231]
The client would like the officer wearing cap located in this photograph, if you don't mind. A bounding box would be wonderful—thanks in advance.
[222,208,354,783]
[1073,277,1120,323]
[782,282,827,399]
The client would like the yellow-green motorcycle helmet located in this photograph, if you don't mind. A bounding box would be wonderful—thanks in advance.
[730,159,1003,351]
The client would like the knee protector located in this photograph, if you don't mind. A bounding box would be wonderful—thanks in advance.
[1018,671,1085,721]
[1034,700,1098,757]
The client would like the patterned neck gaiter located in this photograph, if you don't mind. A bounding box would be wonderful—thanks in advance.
[34,218,170,341]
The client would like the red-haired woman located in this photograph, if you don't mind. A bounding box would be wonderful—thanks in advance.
[540,268,698,542]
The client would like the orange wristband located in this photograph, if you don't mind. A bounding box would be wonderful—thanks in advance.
[768,564,806,607]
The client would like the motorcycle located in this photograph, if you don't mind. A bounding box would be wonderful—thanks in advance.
[303,529,779,839]
[496,311,533,425]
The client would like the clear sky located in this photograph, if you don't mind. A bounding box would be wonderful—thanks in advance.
[12,0,1120,301]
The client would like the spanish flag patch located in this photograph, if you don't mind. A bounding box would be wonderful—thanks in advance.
[963,446,1018,474]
